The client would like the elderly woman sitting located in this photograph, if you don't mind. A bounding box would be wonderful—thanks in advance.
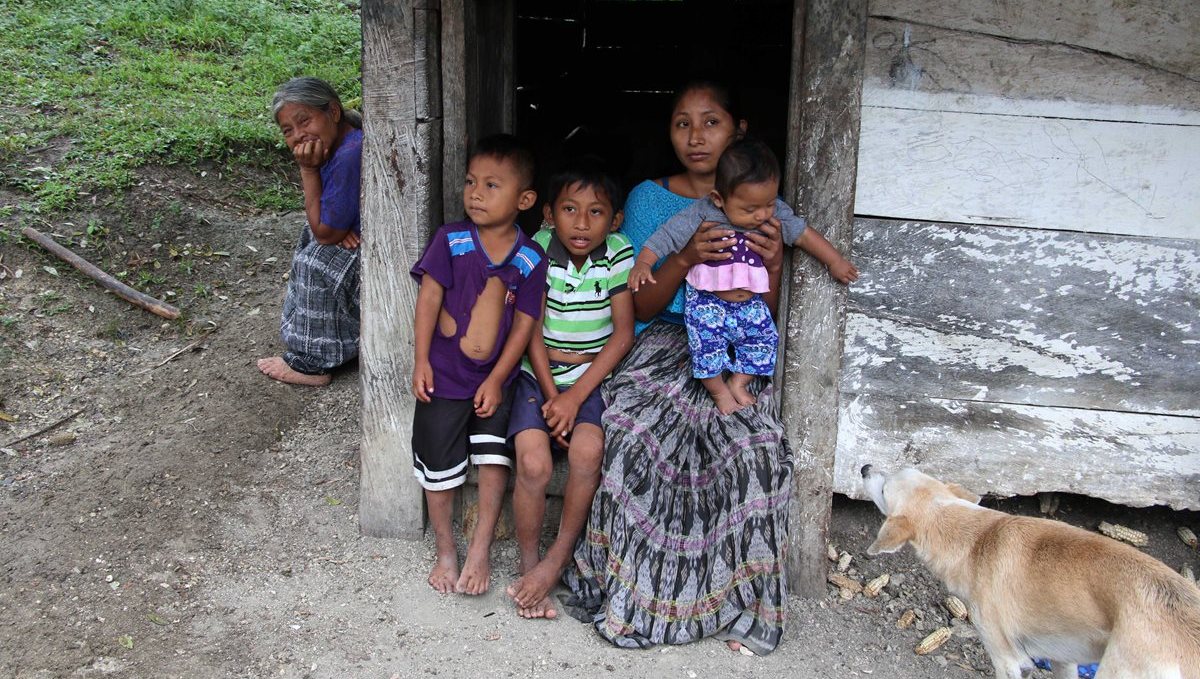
[257,76,363,386]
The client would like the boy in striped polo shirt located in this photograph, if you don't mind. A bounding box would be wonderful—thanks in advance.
[505,161,635,619]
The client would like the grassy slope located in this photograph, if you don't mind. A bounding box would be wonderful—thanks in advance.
[0,0,361,212]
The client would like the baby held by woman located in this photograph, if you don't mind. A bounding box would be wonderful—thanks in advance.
[629,138,858,414]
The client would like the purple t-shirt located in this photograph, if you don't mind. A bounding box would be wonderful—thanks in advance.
[411,221,547,399]
[319,128,362,236]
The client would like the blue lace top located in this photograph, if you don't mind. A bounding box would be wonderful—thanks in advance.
[619,179,697,334]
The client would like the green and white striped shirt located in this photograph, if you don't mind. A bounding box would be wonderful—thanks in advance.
[527,228,634,387]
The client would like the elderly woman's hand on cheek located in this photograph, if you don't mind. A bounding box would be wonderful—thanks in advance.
[293,138,329,170]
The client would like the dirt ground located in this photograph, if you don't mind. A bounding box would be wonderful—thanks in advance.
[1,164,1198,679]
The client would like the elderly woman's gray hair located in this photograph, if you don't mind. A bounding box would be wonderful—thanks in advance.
[271,76,362,128]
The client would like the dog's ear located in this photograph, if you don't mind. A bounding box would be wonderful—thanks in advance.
[867,515,914,555]
[946,483,981,505]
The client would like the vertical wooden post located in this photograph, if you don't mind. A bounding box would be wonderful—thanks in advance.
[359,0,443,539]
[780,0,868,596]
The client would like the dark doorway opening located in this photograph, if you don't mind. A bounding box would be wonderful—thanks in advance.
[513,0,795,225]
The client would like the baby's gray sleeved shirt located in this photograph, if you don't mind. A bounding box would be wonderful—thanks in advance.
[640,196,809,258]
[773,198,808,245]
[640,200,724,259]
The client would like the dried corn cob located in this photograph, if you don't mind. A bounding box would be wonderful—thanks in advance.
[1098,521,1148,547]
[896,609,917,629]
[943,595,969,620]
[827,572,863,593]
[1178,526,1198,549]
[915,626,953,655]
[863,573,890,598]
[837,551,853,573]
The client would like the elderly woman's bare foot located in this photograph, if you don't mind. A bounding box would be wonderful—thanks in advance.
[257,357,332,386]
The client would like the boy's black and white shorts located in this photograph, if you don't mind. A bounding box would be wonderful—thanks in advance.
[411,388,515,491]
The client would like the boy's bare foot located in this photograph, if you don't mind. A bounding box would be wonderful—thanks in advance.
[728,380,757,408]
[506,559,561,612]
[456,543,491,595]
[428,552,459,594]
[256,357,332,386]
[516,594,558,619]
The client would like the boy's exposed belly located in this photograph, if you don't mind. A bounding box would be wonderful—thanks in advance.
[547,348,595,365]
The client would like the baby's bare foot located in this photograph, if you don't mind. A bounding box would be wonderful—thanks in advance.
[711,391,745,416]
[456,544,491,595]
[256,357,331,386]
[729,381,757,408]
[428,552,459,594]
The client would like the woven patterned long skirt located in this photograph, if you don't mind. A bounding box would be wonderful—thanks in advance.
[279,223,360,375]
[565,321,793,655]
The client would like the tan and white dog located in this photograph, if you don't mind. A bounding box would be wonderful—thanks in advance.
[861,465,1200,679]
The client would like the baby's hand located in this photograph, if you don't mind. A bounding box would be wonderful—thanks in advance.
[828,257,859,285]
[628,262,657,292]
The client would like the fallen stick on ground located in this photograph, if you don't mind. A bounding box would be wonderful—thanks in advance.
[138,327,218,374]
[21,226,181,320]
[4,407,87,448]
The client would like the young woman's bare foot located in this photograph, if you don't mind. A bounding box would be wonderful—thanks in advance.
[516,594,558,619]
[725,639,756,655]
[506,560,560,612]
[728,375,757,408]
[455,543,491,595]
[256,357,332,386]
[428,551,459,594]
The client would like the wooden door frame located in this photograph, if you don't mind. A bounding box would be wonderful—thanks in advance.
[357,0,870,599]
[779,0,868,596]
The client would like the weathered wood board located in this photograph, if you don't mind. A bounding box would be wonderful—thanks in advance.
[359,0,440,539]
[870,0,1200,80]
[835,394,1200,510]
[857,2,1200,239]
[855,97,1200,239]
[863,17,1200,113]
[780,0,867,597]
[834,218,1200,509]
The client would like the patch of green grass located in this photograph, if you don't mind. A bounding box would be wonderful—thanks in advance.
[0,0,361,212]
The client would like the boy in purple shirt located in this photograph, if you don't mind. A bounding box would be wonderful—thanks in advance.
[410,134,548,595]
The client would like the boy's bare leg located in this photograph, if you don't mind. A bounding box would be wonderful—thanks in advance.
[425,488,459,593]
[256,356,332,386]
[701,375,743,415]
[457,463,508,594]
[509,423,603,618]
[511,430,553,575]
[508,429,556,618]
[728,372,757,408]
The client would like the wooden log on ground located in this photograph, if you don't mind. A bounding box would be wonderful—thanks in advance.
[21,226,180,320]
[780,0,868,598]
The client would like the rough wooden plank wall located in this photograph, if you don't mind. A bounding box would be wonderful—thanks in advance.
[359,0,442,539]
[856,1,1200,238]
[835,217,1200,509]
[837,394,1200,510]
[780,0,868,598]
[844,219,1200,416]
[871,0,1200,80]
